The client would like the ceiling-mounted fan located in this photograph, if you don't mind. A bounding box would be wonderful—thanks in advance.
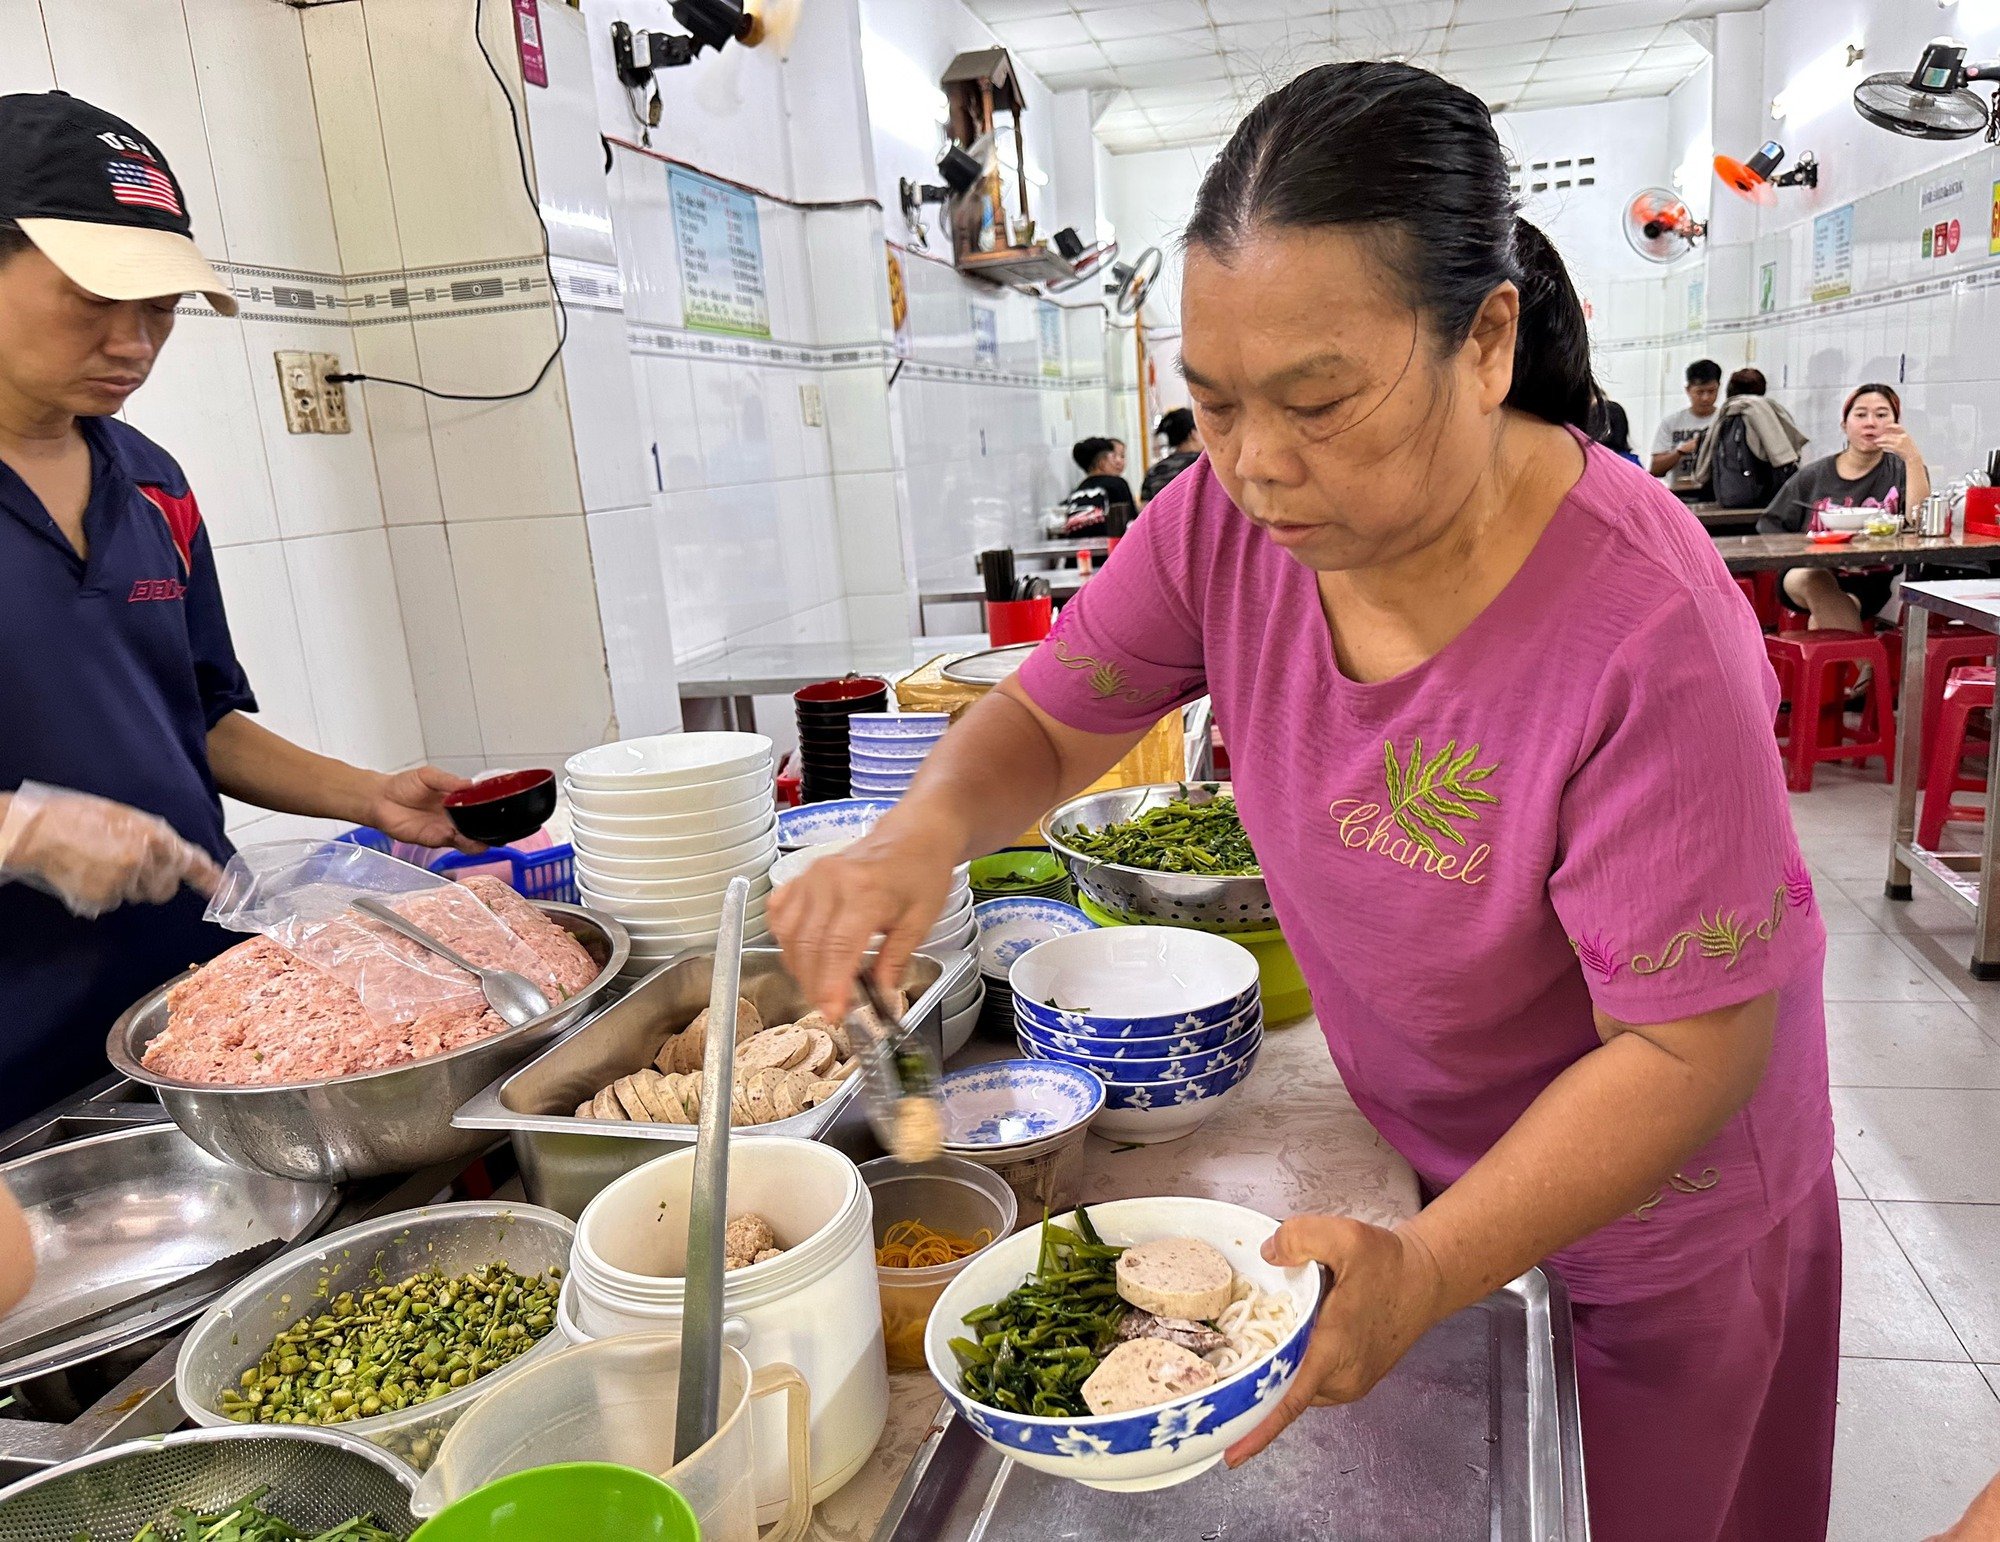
[1854,36,2000,140]
[1621,187,1705,264]
[1714,141,1818,205]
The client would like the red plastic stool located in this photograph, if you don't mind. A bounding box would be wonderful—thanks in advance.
[1765,631,1896,792]
[1919,629,1998,782]
[1918,666,1994,848]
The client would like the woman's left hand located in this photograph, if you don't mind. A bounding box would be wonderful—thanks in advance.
[1878,422,1922,463]
[369,766,483,853]
[1223,1215,1449,1467]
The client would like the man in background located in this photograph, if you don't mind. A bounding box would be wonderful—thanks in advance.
[1141,407,1203,504]
[1650,358,1722,488]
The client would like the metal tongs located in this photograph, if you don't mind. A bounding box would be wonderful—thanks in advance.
[847,967,944,1163]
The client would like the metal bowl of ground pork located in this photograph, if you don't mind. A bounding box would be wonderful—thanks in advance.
[107,903,628,1183]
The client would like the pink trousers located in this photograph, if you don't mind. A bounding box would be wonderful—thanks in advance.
[1570,1169,1841,1542]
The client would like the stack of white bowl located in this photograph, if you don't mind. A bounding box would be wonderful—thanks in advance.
[771,841,982,1056]
[846,713,948,800]
[565,732,777,978]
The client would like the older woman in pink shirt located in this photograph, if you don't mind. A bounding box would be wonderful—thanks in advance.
[772,62,1836,1542]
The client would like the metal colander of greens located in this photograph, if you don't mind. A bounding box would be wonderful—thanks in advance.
[84,1488,403,1541]
[1062,795,1259,877]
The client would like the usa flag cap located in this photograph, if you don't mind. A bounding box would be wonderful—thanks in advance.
[0,91,235,315]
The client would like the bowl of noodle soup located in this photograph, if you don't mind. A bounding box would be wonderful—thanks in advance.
[923,1196,1318,1491]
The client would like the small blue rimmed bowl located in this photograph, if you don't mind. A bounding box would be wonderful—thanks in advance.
[973,897,1096,981]
[1010,927,1258,1039]
[850,747,933,775]
[776,797,896,850]
[1019,1014,1263,1082]
[937,1057,1105,1151]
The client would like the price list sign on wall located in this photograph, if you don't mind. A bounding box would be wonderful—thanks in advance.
[669,167,771,339]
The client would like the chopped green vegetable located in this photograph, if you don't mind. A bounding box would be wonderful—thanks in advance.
[215,1262,559,1428]
[79,1484,403,1542]
[1064,795,1259,876]
[948,1207,1127,1419]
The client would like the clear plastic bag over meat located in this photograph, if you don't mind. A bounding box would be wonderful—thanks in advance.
[206,840,550,1030]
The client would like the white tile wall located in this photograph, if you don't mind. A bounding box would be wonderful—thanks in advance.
[282,529,427,772]
[385,525,486,762]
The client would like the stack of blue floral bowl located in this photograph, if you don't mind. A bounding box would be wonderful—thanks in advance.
[1009,927,1262,1145]
[847,713,948,800]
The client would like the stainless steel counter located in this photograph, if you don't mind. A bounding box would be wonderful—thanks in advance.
[805,1017,1430,1541]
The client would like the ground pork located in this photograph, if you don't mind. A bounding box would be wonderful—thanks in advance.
[142,876,598,1086]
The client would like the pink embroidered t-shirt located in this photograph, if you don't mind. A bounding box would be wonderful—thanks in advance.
[1018,431,1832,1306]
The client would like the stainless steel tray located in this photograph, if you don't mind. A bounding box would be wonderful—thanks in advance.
[105,903,628,1183]
[454,946,973,1217]
[0,1123,338,1390]
[875,1268,1587,1541]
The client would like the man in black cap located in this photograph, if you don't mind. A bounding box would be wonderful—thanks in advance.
[0,92,479,1130]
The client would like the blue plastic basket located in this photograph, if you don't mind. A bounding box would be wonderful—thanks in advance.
[336,827,578,904]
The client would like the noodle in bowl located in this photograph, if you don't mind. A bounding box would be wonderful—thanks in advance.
[923,1196,1319,1492]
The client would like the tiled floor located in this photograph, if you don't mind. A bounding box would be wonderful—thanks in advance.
[1798,767,2000,1540]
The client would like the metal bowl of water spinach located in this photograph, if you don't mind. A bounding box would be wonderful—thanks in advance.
[1040,783,1272,933]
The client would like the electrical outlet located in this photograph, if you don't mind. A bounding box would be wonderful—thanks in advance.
[313,353,349,433]
[799,382,824,428]
[273,350,352,434]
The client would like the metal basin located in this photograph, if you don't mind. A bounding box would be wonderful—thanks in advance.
[1041,782,1274,932]
[454,946,971,1217]
[0,1122,336,1391]
[0,1426,418,1541]
[104,904,629,1183]
[177,1201,575,1472]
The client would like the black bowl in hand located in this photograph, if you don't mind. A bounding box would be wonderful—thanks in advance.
[443,769,557,846]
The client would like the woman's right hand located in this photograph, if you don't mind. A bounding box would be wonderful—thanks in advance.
[0,782,222,919]
[768,823,961,1019]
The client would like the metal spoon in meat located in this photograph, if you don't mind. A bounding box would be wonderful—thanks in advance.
[349,894,551,1026]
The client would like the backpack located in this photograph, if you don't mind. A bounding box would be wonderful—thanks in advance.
[1713,412,1782,508]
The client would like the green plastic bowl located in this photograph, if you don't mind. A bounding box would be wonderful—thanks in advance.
[409,1463,699,1542]
[970,849,1069,897]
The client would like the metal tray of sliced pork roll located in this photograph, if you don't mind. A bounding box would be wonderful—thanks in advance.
[873,1267,1589,1542]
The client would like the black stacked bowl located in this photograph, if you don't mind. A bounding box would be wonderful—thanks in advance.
[794,675,889,802]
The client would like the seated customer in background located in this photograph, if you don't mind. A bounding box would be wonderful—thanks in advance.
[1587,390,1638,464]
[1759,382,1930,630]
[1141,407,1204,503]
[1650,358,1722,489]
[1691,366,1809,509]
[1064,436,1136,536]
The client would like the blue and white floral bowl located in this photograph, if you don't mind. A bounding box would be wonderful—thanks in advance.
[938,1057,1106,1151]
[1010,927,1259,1039]
[847,712,949,740]
[1015,997,1260,1058]
[924,1196,1317,1491]
[1019,1014,1263,1082]
[974,896,1097,981]
[776,798,897,850]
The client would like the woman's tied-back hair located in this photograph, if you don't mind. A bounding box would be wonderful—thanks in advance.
[1183,61,1597,430]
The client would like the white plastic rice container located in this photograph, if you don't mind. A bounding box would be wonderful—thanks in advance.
[565,1138,887,1513]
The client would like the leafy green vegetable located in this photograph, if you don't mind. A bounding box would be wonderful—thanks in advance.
[79,1485,403,1542]
[949,1207,1127,1418]
[1063,795,1259,876]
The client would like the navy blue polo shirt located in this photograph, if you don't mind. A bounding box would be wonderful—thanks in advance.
[0,415,256,1131]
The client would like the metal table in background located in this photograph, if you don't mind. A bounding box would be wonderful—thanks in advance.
[676,635,988,731]
[1009,538,1107,565]
[1888,579,2000,977]
[915,573,1083,635]
[1714,530,2000,574]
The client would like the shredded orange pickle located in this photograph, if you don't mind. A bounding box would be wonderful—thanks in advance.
[877,1218,995,1270]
